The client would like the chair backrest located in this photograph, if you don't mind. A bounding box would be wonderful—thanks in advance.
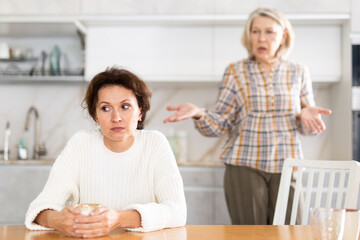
[273,158,360,225]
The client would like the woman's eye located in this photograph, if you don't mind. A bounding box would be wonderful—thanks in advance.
[122,104,130,110]
[101,106,111,112]
[267,30,274,34]
[252,30,259,34]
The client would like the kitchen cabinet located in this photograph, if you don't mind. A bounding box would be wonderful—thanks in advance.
[215,0,350,14]
[0,163,230,225]
[81,0,215,15]
[2,164,356,225]
[179,166,231,225]
[83,14,348,86]
[351,0,360,34]
[0,0,81,15]
[0,164,51,225]
[38,0,350,15]
[0,18,85,84]
[0,13,349,85]
[81,0,157,15]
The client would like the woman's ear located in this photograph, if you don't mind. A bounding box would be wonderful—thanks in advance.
[138,109,142,121]
[280,29,288,45]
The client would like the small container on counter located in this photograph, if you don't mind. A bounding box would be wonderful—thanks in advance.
[17,138,28,160]
[166,129,188,164]
[174,130,188,164]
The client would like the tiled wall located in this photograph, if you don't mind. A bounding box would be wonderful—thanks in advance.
[0,82,332,164]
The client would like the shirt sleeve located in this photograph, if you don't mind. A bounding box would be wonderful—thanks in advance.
[124,131,186,232]
[24,133,81,230]
[296,65,317,135]
[194,63,241,137]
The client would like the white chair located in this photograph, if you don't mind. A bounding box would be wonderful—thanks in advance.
[273,158,360,225]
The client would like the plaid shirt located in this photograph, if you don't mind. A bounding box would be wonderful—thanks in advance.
[194,59,315,173]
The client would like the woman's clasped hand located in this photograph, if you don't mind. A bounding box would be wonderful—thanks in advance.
[46,205,140,238]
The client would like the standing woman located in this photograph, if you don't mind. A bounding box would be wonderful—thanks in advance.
[164,7,331,225]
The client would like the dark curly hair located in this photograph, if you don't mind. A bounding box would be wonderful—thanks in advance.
[83,67,152,129]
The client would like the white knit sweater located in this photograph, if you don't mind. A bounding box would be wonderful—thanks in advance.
[25,129,187,232]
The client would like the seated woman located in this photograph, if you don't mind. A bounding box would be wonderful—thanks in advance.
[25,67,187,238]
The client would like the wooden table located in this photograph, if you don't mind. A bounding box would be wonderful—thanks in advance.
[0,225,314,240]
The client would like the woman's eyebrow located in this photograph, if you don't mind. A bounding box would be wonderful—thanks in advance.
[98,99,131,105]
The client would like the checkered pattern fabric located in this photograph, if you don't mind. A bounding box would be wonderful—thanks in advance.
[194,59,315,173]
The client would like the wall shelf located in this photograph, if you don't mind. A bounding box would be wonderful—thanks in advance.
[0,17,79,37]
[0,76,86,84]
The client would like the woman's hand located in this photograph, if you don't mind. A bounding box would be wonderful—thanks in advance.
[164,103,203,123]
[73,206,141,238]
[300,106,332,134]
[37,206,82,238]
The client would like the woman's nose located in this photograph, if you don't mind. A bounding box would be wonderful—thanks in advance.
[112,111,122,122]
[259,32,266,41]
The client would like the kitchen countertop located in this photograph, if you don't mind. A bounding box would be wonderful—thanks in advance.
[0,160,55,165]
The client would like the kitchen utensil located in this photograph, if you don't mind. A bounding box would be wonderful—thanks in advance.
[40,51,46,76]
[50,45,61,76]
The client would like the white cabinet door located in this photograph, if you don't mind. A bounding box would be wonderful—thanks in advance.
[179,166,230,225]
[214,188,231,224]
[155,0,215,14]
[213,25,247,76]
[215,0,350,13]
[85,26,213,81]
[0,0,81,15]
[81,0,214,15]
[351,0,360,33]
[81,0,156,15]
[0,166,51,225]
[184,188,215,224]
[289,25,342,78]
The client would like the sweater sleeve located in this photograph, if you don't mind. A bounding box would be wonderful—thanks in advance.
[194,63,240,137]
[124,131,186,232]
[24,132,81,230]
[295,65,317,136]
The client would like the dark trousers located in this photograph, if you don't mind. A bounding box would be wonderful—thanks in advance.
[224,164,301,225]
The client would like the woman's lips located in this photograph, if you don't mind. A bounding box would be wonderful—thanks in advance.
[258,47,267,53]
[111,127,124,132]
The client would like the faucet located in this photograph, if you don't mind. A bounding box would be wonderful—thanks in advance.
[24,106,46,159]
[0,121,11,160]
